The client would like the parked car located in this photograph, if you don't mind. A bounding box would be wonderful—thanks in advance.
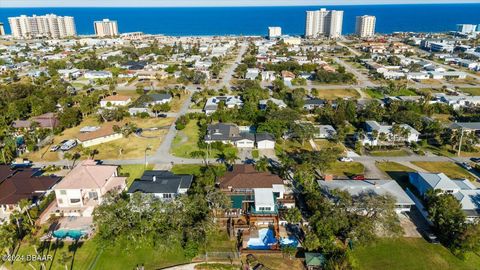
[420,229,440,244]
[470,158,480,164]
[460,162,472,170]
[157,113,167,118]
[50,145,60,152]
[351,175,366,181]
[11,158,32,169]
[60,140,77,151]
[339,157,353,162]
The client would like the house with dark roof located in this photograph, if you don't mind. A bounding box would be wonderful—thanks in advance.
[303,98,326,111]
[205,123,255,148]
[147,93,172,105]
[0,165,60,223]
[205,123,275,149]
[127,171,193,201]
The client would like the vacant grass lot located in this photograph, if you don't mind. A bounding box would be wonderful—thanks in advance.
[326,161,364,177]
[411,161,475,181]
[25,117,174,162]
[460,88,480,96]
[314,88,360,100]
[369,149,410,157]
[352,238,480,270]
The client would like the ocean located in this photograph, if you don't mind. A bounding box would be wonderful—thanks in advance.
[1,4,480,36]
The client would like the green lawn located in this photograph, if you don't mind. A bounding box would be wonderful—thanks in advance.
[10,239,98,270]
[364,88,384,99]
[376,161,415,173]
[119,164,154,187]
[275,140,312,155]
[352,238,480,270]
[171,120,201,158]
[411,161,475,181]
[326,162,364,177]
[10,238,189,270]
[171,164,205,176]
[364,87,418,99]
[170,121,221,159]
[460,88,480,96]
[171,164,226,177]
[369,149,410,157]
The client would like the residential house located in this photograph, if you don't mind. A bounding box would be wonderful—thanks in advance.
[0,166,59,223]
[217,165,294,248]
[318,179,415,213]
[53,160,126,217]
[315,125,337,139]
[359,120,420,146]
[259,98,287,110]
[13,112,59,130]
[409,172,480,221]
[84,70,112,79]
[146,93,173,105]
[261,71,276,82]
[245,68,260,80]
[100,95,132,108]
[76,123,123,147]
[203,96,243,115]
[305,253,326,270]
[205,123,255,148]
[281,70,295,85]
[127,171,193,201]
[255,133,276,149]
[303,99,326,111]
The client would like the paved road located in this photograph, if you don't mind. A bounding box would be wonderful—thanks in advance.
[218,41,248,89]
[334,57,378,88]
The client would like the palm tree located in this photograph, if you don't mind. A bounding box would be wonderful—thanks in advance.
[255,156,269,172]
[18,199,34,226]
[190,150,207,164]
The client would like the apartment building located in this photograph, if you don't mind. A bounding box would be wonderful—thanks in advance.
[94,19,119,37]
[268,26,282,39]
[8,14,76,39]
[305,8,344,38]
[355,15,376,37]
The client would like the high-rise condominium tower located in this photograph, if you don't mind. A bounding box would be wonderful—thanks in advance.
[305,8,344,38]
[8,14,76,39]
[268,26,282,39]
[94,19,119,37]
[356,15,376,37]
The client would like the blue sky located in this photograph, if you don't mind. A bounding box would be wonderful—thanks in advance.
[2,0,480,7]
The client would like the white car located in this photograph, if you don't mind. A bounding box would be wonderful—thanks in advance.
[340,157,353,162]
[60,140,77,151]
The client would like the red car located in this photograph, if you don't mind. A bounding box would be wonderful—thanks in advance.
[351,175,366,181]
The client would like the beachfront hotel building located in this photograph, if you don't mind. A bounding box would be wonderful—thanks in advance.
[305,8,344,38]
[268,26,282,39]
[8,14,76,39]
[94,18,119,37]
[0,23,5,36]
[355,15,376,37]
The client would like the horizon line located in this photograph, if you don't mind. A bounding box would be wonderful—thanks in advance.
[2,2,480,8]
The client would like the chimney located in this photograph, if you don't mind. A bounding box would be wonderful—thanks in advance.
[152,176,156,182]
[324,174,333,181]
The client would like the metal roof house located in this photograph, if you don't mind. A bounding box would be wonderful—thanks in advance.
[409,172,480,221]
[318,179,415,213]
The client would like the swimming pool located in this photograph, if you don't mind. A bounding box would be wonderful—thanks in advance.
[247,228,277,250]
[52,229,85,240]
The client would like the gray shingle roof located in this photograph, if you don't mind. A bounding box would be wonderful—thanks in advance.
[127,171,193,194]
